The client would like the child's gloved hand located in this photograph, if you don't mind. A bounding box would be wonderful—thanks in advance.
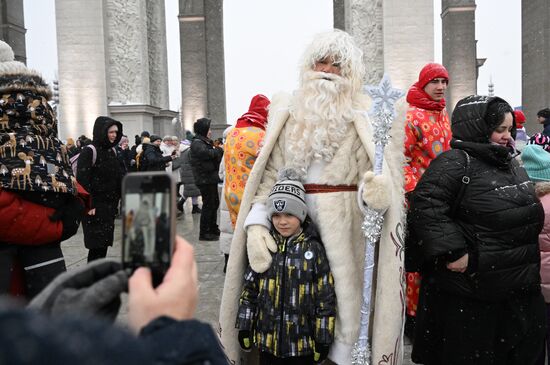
[313,342,330,363]
[238,330,252,352]
[246,225,277,273]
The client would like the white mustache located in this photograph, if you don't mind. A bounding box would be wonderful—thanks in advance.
[304,70,342,82]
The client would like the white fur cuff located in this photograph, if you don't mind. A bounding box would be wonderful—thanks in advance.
[328,339,352,365]
[244,202,270,230]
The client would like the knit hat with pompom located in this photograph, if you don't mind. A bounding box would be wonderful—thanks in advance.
[267,167,308,223]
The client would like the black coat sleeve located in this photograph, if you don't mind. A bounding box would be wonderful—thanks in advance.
[144,147,172,167]
[409,150,469,264]
[76,146,94,195]
[190,140,223,162]
[140,316,228,365]
[0,308,229,365]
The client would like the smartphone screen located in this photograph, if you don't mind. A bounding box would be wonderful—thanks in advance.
[122,172,175,286]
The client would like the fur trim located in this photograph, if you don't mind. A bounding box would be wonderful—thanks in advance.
[536,182,550,197]
[0,74,52,99]
[0,41,14,62]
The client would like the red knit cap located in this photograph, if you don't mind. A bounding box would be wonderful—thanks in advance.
[417,63,449,89]
[514,110,526,125]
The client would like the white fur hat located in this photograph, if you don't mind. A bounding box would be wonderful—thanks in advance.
[0,40,35,75]
[0,40,50,97]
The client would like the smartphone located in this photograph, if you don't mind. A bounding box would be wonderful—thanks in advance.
[121,172,176,286]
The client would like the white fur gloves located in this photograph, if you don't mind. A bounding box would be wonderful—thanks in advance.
[246,225,278,273]
[361,171,392,212]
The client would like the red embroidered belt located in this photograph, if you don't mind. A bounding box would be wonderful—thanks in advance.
[303,184,358,194]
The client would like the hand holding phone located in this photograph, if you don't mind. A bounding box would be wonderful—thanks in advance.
[128,235,198,333]
[122,172,176,287]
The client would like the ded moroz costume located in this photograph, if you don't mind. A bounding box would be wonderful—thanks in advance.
[219,30,406,365]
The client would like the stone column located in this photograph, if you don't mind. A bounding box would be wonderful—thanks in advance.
[56,0,176,141]
[56,0,109,139]
[147,0,169,110]
[0,0,26,64]
[441,0,477,112]
[105,0,150,105]
[334,0,434,113]
[522,0,550,131]
[204,0,227,137]
[179,0,226,138]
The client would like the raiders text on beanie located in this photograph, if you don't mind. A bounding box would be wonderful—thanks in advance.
[522,144,550,182]
[267,168,308,223]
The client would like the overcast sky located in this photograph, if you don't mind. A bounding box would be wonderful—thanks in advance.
[24,0,521,125]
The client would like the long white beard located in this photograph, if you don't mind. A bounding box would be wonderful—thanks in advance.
[288,70,356,177]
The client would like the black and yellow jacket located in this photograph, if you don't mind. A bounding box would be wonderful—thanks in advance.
[236,219,336,358]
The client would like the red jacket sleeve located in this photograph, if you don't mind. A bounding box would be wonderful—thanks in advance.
[0,189,63,245]
[403,120,420,193]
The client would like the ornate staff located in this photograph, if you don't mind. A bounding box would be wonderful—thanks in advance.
[352,74,405,365]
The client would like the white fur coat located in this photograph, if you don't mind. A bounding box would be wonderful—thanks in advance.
[219,93,406,365]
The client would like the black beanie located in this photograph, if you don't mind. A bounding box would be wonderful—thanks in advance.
[150,134,162,143]
[537,108,550,120]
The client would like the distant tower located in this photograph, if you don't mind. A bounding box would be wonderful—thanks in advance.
[488,76,494,96]
[442,0,478,112]
[522,0,550,127]
[179,0,227,138]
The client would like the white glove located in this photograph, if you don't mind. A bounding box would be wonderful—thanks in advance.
[362,171,392,212]
[246,225,277,273]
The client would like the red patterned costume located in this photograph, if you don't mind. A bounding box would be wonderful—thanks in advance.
[404,63,451,318]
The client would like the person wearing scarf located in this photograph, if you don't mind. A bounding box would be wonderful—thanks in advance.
[223,94,270,228]
[403,63,451,339]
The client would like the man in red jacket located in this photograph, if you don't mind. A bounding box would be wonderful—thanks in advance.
[403,63,451,338]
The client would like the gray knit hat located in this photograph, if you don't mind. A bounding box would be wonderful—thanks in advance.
[267,168,307,223]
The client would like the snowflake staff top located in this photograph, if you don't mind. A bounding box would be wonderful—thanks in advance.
[364,73,406,120]
[363,74,405,175]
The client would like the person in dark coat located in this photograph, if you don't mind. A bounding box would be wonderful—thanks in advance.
[190,118,224,241]
[116,135,132,175]
[142,134,175,172]
[409,95,546,365]
[537,108,550,137]
[177,143,202,214]
[0,40,84,300]
[77,116,123,262]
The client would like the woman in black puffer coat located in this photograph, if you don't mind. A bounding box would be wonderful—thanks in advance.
[409,95,546,365]
[77,116,123,262]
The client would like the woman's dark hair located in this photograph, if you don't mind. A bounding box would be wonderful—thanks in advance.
[485,99,514,133]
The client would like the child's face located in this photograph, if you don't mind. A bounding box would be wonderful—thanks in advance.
[272,213,301,238]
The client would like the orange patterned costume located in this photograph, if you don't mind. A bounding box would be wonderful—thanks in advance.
[404,63,451,319]
[223,95,270,227]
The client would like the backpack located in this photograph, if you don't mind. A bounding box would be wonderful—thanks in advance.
[70,145,97,176]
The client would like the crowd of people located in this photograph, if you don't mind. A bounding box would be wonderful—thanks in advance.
[2,26,550,365]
